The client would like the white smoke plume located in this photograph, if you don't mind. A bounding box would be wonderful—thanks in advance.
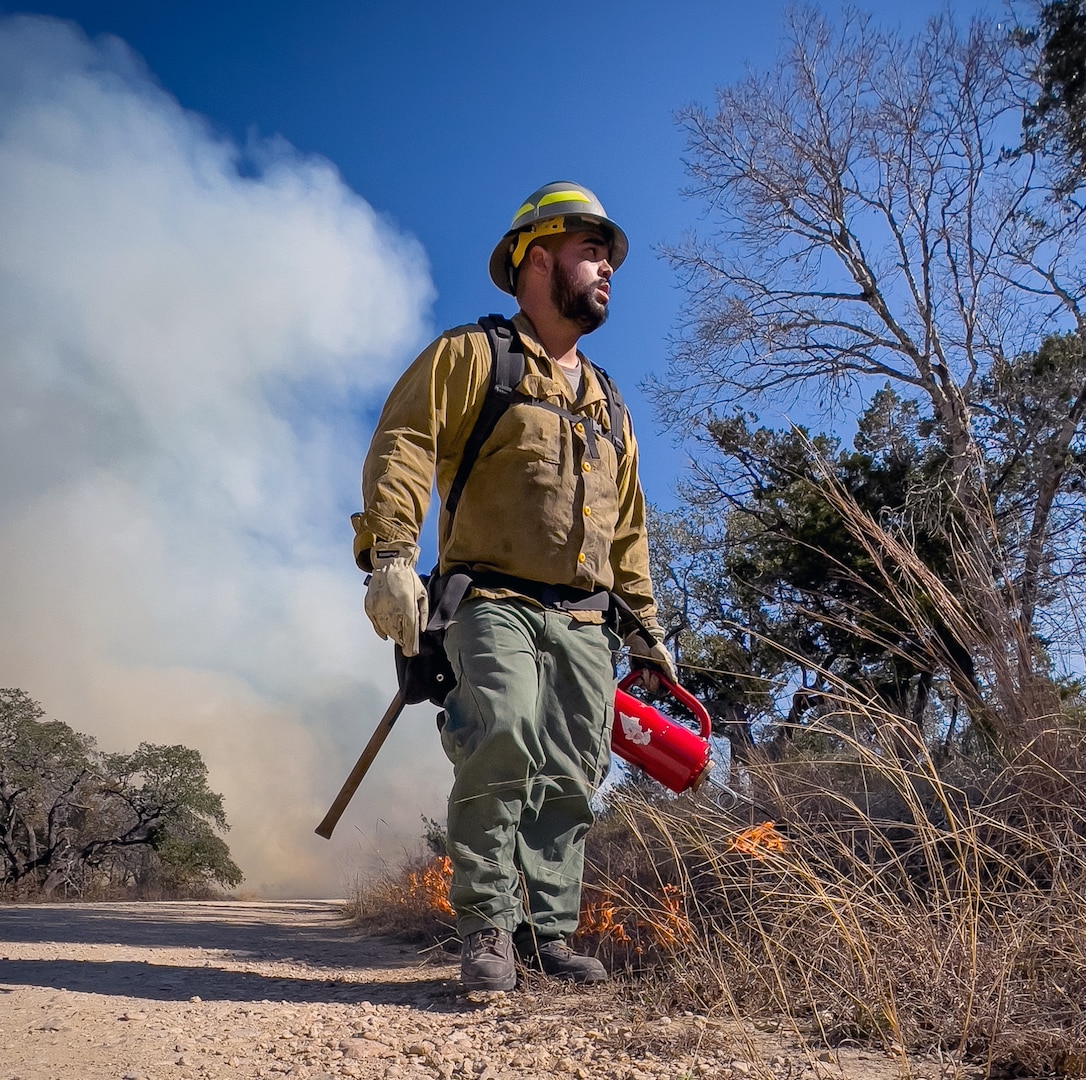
[0,14,451,897]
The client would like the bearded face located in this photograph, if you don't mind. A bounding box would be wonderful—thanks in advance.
[549,255,609,333]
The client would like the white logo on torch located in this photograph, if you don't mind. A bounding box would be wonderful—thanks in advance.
[619,712,651,746]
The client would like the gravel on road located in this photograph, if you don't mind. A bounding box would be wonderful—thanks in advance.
[0,900,952,1079]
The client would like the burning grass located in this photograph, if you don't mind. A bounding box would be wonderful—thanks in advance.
[343,850,456,943]
[579,480,1086,1073]
[344,473,1086,1074]
[575,466,1086,1075]
[344,718,1086,1073]
[581,730,1086,1077]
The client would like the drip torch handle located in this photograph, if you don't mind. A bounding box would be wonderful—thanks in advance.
[617,670,712,739]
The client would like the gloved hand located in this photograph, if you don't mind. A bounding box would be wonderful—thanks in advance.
[625,630,678,692]
[364,541,428,657]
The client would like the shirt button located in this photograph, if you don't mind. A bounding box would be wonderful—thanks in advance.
[574,422,585,433]
[583,506,592,516]
[582,462,592,473]
[577,552,586,563]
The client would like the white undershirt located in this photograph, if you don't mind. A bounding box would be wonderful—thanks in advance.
[556,360,583,400]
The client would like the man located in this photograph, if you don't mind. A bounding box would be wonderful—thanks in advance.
[353,181,674,991]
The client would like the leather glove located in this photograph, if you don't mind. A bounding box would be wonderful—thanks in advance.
[626,630,678,691]
[364,541,428,657]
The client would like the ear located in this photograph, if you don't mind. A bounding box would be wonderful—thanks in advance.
[526,240,553,277]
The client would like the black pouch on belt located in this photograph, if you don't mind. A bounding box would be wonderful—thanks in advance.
[393,569,473,706]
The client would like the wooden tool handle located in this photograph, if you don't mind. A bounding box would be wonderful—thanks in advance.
[314,691,405,840]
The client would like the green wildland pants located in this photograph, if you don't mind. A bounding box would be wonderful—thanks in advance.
[440,597,617,944]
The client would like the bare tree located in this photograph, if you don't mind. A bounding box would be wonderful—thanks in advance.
[660,8,1086,649]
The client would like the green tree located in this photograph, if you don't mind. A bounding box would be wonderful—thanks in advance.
[101,742,242,892]
[1018,0,1086,192]
[654,335,1086,758]
[974,333,1086,635]
[652,389,977,753]
[0,689,241,896]
[0,688,97,890]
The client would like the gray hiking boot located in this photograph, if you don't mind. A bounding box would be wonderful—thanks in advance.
[460,928,517,992]
[525,940,608,984]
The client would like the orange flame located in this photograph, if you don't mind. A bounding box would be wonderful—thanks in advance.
[646,883,693,948]
[581,898,630,942]
[579,883,693,951]
[405,856,454,916]
[726,821,787,859]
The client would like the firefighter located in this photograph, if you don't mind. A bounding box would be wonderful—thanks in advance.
[354,181,674,991]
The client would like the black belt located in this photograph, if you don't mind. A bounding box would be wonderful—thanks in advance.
[427,567,651,644]
[466,571,610,613]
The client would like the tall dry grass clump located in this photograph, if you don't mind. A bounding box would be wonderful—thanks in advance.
[343,823,456,945]
[583,477,1086,1076]
[585,722,1086,1075]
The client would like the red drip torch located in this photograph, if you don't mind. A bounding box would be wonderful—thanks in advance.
[611,671,715,793]
[317,670,718,841]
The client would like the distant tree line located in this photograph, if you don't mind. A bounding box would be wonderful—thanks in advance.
[1,688,241,899]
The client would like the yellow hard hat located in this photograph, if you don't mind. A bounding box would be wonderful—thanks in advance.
[488,180,629,295]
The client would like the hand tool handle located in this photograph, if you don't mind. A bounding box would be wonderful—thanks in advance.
[314,691,405,839]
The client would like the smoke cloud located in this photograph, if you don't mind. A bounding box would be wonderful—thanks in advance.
[0,14,451,897]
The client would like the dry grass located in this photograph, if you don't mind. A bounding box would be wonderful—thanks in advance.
[346,723,1086,1073]
[578,469,1086,1077]
[0,880,235,902]
[581,721,1086,1077]
[343,849,457,945]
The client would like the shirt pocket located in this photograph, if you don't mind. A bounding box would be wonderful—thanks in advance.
[480,401,563,466]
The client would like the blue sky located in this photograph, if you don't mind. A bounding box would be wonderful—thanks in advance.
[5,0,996,508]
[0,0,999,895]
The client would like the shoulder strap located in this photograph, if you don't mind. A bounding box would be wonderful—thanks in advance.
[589,362,627,459]
[444,314,525,521]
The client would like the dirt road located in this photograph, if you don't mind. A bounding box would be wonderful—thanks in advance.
[0,900,948,1079]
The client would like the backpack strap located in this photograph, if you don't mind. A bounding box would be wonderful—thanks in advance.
[589,362,627,460]
[444,314,525,520]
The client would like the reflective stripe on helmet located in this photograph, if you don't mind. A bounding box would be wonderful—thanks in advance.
[511,188,593,227]
[535,189,593,209]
